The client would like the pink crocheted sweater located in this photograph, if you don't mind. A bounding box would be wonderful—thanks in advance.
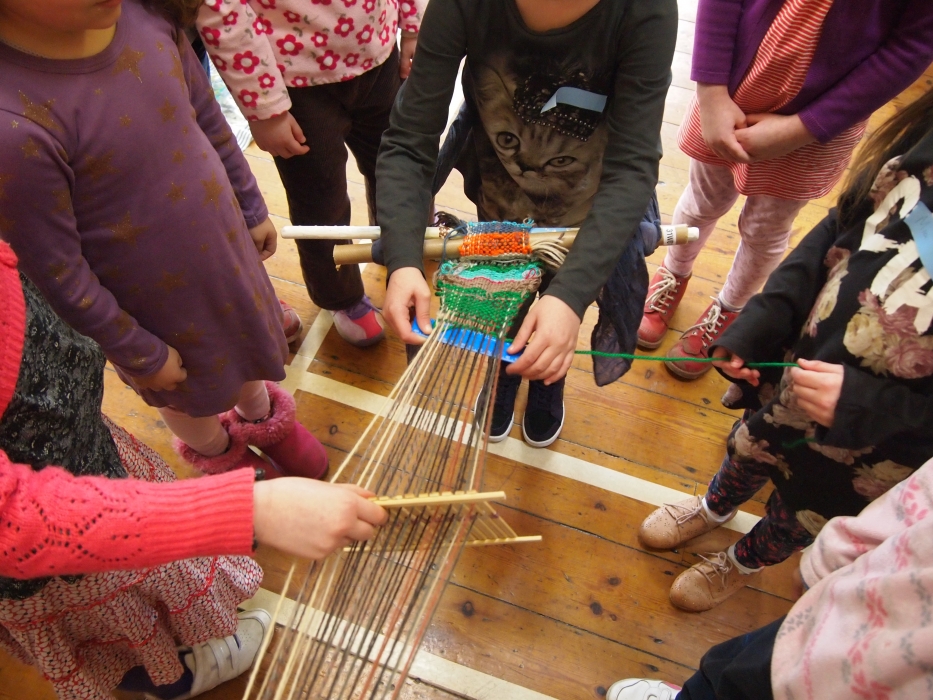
[197,0,426,121]
[772,457,933,698]
[0,456,255,580]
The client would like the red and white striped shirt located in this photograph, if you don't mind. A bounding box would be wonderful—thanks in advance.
[679,0,865,200]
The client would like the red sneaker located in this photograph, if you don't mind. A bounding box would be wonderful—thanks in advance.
[665,299,740,380]
[332,295,385,348]
[280,300,302,345]
[637,266,690,349]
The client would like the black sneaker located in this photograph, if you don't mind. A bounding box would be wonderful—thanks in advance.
[522,377,565,448]
[475,365,521,443]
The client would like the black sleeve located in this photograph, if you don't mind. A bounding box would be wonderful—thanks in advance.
[711,209,844,365]
[544,0,678,317]
[376,0,467,277]
[817,366,933,449]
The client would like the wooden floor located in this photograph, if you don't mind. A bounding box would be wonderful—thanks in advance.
[4,3,933,697]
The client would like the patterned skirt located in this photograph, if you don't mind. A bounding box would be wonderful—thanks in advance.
[0,420,263,700]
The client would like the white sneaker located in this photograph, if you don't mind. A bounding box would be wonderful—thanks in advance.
[148,608,273,700]
[606,678,681,700]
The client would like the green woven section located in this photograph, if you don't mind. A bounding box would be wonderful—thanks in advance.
[435,259,542,333]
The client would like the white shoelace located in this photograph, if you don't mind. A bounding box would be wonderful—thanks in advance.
[682,297,726,347]
[645,267,681,312]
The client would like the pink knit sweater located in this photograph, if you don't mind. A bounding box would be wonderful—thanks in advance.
[0,457,256,579]
[197,0,426,120]
[772,457,933,699]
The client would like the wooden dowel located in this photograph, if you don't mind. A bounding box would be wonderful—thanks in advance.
[371,490,507,509]
[330,224,699,265]
[465,535,543,547]
[282,226,445,240]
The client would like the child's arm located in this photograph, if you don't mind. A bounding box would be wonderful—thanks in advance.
[378,0,468,343]
[195,1,306,159]
[176,32,269,231]
[711,211,843,368]
[800,463,933,588]
[0,120,172,382]
[790,3,933,144]
[0,452,388,578]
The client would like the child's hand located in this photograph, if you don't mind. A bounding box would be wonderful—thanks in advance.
[248,217,277,260]
[711,346,760,386]
[253,479,387,559]
[790,359,844,428]
[134,345,187,392]
[249,112,310,159]
[384,267,432,344]
[696,83,751,163]
[734,113,816,162]
[507,295,579,385]
[399,35,417,79]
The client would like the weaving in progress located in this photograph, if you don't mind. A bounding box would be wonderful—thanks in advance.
[245,221,554,700]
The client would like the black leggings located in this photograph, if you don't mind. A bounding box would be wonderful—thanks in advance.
[679,617,781,700]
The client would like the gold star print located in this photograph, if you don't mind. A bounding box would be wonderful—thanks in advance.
[201,172,224,210]
[128,354,149,369]
[172,150,185,164]
[156,41,164,51]
[0,173,11,200]
[47,261,69,283]
[119,115,132,127]
[107,212,148,245]
[19,92,60,132]
[78,296,93,310]
[166,183,185,203]
[0,213,14,233]
[182,126,189,136]
[169,51,186,92]
[172,323,203,346]
[114,311,135,336]
[225,227,238,243]
[252,290,265,310]
[21,137,40,159]
[156,270,186,293]
[79,151,118,182]
[51,189,73,215]
[200,243,209,253]
[10,120,18,129]
[158,99,176,123]
[127,284,142,296]
[219,302,233,316]
[112,46,144,82]
[212,354,229,375]
[233,264,241,276]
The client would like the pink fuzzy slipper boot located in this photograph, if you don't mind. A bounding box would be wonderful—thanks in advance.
[173,415,280,478]
[226,382,329,480]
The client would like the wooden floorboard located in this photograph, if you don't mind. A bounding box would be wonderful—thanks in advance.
[5,14,932,700]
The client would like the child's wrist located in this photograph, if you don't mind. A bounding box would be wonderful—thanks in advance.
[401,30,418,38]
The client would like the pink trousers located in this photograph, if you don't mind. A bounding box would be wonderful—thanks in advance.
[664,159,807,309]
[158,380,270,456]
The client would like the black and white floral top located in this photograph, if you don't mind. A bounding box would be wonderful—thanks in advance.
[712,125,933,536]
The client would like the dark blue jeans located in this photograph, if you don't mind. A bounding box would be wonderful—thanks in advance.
[679,617,781,700]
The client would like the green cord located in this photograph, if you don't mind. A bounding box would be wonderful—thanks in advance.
[574,350,797,369]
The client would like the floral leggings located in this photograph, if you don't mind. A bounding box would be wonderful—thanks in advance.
[705,438,814,569]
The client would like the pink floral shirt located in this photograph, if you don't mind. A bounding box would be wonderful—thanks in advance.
[196,0,425,120]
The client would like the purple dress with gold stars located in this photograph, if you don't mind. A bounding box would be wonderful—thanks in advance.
[0,1,287,417]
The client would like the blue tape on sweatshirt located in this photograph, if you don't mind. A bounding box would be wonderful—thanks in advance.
[540,87,607,114]
[411,321,522,363]
[905,201,933,275]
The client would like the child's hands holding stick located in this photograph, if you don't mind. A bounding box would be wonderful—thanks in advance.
[790,359,844,428]
[253,479,388,559]
[711,346,760,386]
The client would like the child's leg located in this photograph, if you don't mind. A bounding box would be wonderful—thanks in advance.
[663,159,741,278]
[718,194,807,310]
[704,452,772,518]
[276,88,365,312]
[158,407,229,456]
[234,379,271,422]
[731,490,814,569]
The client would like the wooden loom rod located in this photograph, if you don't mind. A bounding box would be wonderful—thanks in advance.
[371,490,507,509]
[333,231,577,265]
